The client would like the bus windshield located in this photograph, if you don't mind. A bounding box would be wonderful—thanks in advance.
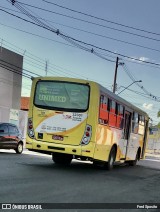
[34,81,90,112]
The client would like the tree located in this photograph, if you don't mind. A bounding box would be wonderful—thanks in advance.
[157,110,160,128]
[158,110,160,118]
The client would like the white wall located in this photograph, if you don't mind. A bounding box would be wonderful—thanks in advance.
[147,132,160,153]
[0,47,23,122]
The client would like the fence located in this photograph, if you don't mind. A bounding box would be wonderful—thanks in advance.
[146,132,160,154]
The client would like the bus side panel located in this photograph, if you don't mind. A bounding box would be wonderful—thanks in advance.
[93,125,111,161]
[141,120,149,159]
[93,125,124,162]
[81,83,100,158]
[126,119,149,161]
[125,133,141,160]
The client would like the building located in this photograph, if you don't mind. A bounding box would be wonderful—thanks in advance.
[19,97,30,143]
[0,47,23,123]
[21,97,30,111]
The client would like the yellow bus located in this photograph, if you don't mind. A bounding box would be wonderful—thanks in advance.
[26,77,149,170]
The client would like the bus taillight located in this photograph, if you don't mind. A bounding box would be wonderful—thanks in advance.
[29,125,33,129]
[81,125,92,145]
[28,118,35,138]
[85,132,90,137]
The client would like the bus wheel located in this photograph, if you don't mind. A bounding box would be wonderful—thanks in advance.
[128,151,139,166]
[52,153,72,165]
[105,147,116,170]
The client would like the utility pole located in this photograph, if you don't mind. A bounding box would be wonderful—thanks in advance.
[1,39,3,53]
[45,60,48,76]
[113,57,119,93]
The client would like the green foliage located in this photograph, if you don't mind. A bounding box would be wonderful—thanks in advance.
[157,122,160,128]
[157,110,160,128]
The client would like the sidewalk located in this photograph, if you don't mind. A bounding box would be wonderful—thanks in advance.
[145,152,160,160]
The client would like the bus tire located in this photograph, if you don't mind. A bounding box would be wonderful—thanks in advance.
[128,150,139,166]
[105,147,116,170]
[52,152,72,165]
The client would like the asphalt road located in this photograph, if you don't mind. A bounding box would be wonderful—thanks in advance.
[0,150,160,212]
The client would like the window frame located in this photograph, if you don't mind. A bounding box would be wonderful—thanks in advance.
[99,94,109,125]
[34,80,90,113]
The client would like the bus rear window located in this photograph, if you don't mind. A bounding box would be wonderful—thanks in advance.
[34,81,90,112]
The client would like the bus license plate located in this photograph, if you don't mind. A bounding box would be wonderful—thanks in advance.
[52,135,64,141]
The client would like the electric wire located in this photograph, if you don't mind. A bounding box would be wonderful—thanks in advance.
[1,5,160,53]
[0,8,115,63]
[42,0,160,37]
[0,58,40,78]
[13,1,160,42]
[121,64,160,101]
[118,86,157,100]
[1,7,160,67]
[4,1,160,69]
[0,62,31,79]
[3,41,46,66]
[3,1,160,105]
[3,3,160,102]
[1,37,113,83]
[1,45,159,122]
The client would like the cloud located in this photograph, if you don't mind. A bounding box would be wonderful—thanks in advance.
[130,56,149,63]
[142,103,153,110]
[138,57,149,62]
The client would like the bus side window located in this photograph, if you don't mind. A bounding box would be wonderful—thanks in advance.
[132,112,139,134]
[116,103,124,129]
[109,99,116,127]
[138,115,145,135]
[99,95,109,125]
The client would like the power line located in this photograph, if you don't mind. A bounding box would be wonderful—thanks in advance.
[0,45,113,91]
[1,3,159,109]
[118,86,158,100]
[2,38,46,65]
[121,57,160,71]
[3,43,45,70]
[44,22,160,53]
[3,1,160,102]
[13,2,160,66]
[1,38,114,90]
[0,58,40,78]
[0,8,115,63]
[42,0,160,37]
[1,7,160,68]
[1,37,113,84]
[1,5,160,53]
[0,61,31,79]
[122,64,160,101]
[2,7,159,54]
[12,1,160,42]
[1,37,104,84]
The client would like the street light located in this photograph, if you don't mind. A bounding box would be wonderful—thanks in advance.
[118,80,142,95]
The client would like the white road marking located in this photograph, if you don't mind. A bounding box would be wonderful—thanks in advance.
[23,150,51,158]
[1,149,160,162]
[24,151,160,163]
[145,158,160,162]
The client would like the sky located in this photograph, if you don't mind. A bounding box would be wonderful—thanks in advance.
[0,0,160,125]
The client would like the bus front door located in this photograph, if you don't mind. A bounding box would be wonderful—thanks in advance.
[122,111,131,159]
